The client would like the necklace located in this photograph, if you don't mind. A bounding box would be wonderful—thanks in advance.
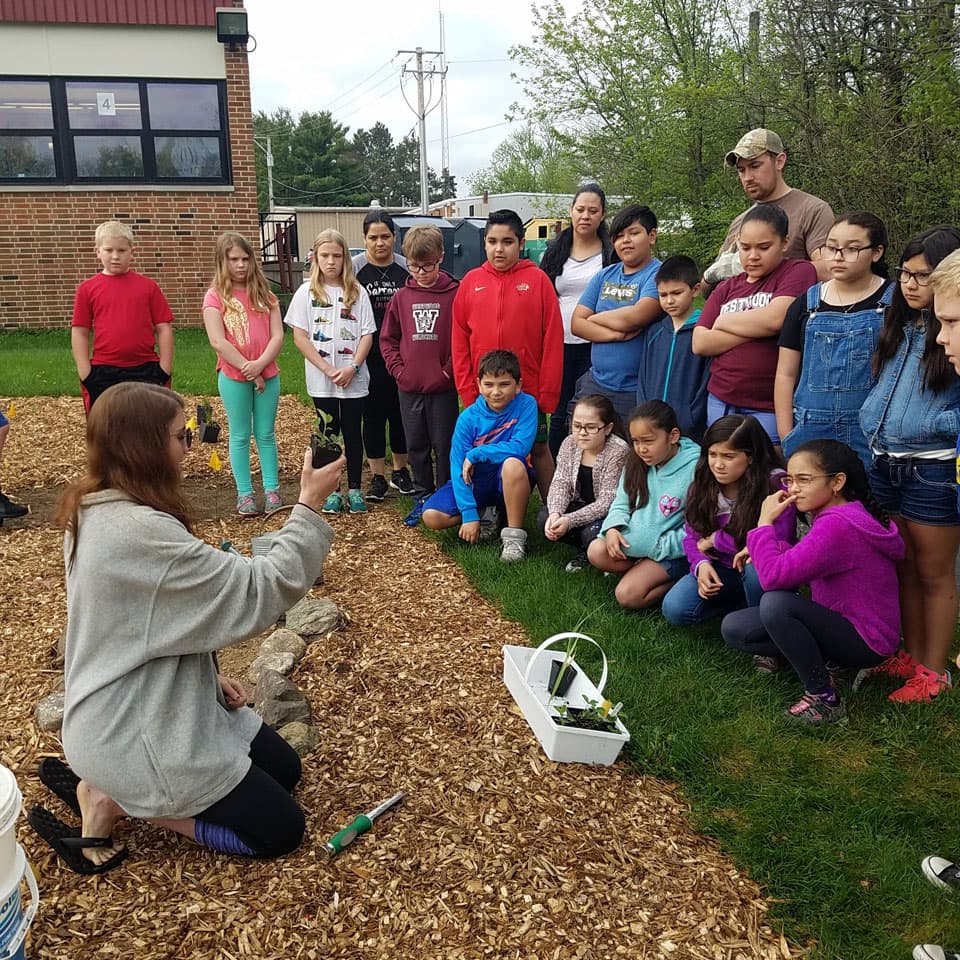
[824,277,883,313]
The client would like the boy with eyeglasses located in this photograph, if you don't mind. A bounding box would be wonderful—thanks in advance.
[380,226,460,525]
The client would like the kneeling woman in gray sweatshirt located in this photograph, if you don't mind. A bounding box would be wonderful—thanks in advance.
[30,381,344,874]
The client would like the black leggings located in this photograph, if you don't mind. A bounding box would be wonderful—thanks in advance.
[195,724,304,858]
[314,396,364,489]
[362,360,407,461]
[722,590,884,693]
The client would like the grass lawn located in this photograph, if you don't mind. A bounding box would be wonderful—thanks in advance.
[3,326,959,957]
[0,327,311,404]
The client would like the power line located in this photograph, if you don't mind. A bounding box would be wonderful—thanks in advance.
[429,120,513,144]
[323,59,395,111]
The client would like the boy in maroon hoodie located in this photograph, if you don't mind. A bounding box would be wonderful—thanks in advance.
[452,209,563,498]
[381,226,461,524]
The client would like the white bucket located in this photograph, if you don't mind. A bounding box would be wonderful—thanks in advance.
[0,767,21,887]
[0,845,37,960]
[251,533,280,558]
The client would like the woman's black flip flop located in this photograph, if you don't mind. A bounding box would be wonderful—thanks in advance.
[27,805,127,876]
[38,757,81,817]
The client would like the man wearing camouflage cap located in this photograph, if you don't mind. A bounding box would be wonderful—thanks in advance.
[704,128,834,286]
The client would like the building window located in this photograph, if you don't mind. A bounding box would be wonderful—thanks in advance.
[0,76,229,185]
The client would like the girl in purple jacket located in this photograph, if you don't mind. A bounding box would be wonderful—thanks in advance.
[722,439,905,725]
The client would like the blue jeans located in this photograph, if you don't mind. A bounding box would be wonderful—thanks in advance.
[707,394,779,445]
[869,455,960,526]
[661,562,763,625]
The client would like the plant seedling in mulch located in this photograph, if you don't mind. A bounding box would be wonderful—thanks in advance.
[310,410,342,468]
[196,401,221,443]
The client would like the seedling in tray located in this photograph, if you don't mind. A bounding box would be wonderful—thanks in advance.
[553,696,624,733]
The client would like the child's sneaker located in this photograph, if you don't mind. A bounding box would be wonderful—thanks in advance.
[264,490,282,514]
[321,491,343,514]
[500,527,527,563]
[888,665,952,703]
[390,467,415,495]
[366,474,388,502]
[785,689,846,725]
[403,498,425,527]
[346,489,367,514]
[872,648,920,680]
[565,550,588,573]
[753,654,784,674]
[922,855,960,892]
[478,505,502,542]
[0,490,28,520]
[914,946,960,960]
[237,494,259,518]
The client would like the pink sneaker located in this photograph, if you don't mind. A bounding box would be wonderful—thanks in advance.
[872,648,919,680]
[888,665,952,703]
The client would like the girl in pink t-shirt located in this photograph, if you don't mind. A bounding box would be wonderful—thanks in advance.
[202,233,284,517]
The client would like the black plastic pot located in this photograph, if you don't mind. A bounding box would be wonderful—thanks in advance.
[548,659,577,698]
[200,423,221,443]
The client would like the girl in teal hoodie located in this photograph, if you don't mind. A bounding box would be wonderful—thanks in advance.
[587,400,700,608]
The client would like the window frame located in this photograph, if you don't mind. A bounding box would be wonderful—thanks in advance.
[0,75,231,186]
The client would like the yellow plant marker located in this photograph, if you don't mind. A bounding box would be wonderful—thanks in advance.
[186,416,197,431]
[600,699,613,717]
[6,402,15,418]
[208,450,222,471]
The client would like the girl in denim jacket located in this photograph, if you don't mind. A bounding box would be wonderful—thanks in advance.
[859,225,960,703]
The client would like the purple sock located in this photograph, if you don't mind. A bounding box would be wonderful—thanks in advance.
[194,819,255,856]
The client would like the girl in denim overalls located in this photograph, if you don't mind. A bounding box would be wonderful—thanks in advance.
[859,226,960,703]
[776,212,893,468]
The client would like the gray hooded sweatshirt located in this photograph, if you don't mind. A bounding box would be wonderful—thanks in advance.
[62,491,333,819]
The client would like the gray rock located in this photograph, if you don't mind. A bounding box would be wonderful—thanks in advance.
[246,651,295,684]
[35,693,64,732]
[285,597,346,638]
[277,721,319,757]
[254,669,311,727]
[259,628,308,662]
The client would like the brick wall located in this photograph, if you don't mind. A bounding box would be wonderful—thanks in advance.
[0,46,259,330]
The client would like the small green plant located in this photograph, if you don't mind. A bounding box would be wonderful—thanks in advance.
[553,696,623,733]
[549,636,578,698]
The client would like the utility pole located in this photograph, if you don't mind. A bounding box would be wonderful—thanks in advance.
[253,135,275,211]
[398,46,444,214]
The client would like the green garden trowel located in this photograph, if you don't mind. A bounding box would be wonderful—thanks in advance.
[324,791,405,857]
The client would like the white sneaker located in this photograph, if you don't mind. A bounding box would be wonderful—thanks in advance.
[914,945,960,960]
[922,855,960,891]
[500,527,527,563]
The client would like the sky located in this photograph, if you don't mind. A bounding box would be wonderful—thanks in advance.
[244,0,541,200]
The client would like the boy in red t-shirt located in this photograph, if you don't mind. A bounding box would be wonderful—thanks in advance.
[452,209,563,498]
[72,220,174,413]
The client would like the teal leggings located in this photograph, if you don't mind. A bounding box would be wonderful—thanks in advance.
[218,371,280,496]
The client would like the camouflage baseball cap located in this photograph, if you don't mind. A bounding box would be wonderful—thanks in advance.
[724,129,785,167]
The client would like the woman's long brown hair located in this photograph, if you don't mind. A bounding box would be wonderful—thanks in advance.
[56,382,192,567]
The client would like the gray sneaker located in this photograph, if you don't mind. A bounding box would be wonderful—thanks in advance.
[478,505,501,542]
[500,527,527,563]
[913,946,960,960]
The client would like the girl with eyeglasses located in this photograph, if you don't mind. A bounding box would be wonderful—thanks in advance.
[858,226,960,703]
[722,439,903,724]
[775,212,893,468]
[587,400,699,606]
[538,395,628,572]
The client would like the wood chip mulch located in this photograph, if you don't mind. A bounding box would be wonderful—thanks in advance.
[0,396,801,959]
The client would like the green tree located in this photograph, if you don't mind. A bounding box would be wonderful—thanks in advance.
[253,108,366,208]
[351,121,397,205]
[469,124,581,196]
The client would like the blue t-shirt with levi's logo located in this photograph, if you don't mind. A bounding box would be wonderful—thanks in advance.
[577,258,662,393]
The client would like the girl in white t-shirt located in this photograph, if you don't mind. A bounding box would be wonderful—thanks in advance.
[286,229,375,514]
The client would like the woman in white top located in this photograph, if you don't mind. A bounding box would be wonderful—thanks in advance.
[539,182,615,457]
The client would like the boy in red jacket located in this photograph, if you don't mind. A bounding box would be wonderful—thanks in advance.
[381,226,460,525]
[452,209,563,498]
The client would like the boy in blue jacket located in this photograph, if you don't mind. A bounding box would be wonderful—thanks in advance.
[422,349,536,563]
[637,255,710,443]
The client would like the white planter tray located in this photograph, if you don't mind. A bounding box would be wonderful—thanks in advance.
[503,633,630,765]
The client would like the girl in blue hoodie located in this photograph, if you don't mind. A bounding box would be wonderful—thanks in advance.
[587,400,700,608]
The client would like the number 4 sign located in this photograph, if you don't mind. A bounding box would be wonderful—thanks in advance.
[96,92,116,116]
